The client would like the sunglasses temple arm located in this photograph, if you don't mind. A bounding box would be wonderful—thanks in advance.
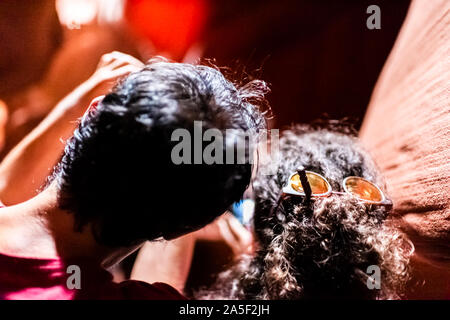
[297,168,312,202]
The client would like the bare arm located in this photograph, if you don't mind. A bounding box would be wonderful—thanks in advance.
[131,234,196,293]
[0,52,144,205]
[130,213,253,292]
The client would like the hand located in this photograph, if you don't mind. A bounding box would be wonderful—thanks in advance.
[193,212,254,255]
[0,52,145,206]
[56,51,144,117]
[84,51,144,102]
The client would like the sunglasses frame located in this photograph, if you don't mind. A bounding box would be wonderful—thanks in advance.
[279,169,393,207]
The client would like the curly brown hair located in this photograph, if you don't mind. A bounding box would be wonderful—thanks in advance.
[198,125,413,300]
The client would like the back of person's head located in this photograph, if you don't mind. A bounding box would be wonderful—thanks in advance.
[55,59,268,247]
[200,124,413,300]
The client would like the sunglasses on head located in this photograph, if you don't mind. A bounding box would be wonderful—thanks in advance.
[271,168,392,216]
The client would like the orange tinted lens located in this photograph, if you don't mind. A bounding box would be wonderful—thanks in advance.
[344,177,383,202]
[290,172,330,195]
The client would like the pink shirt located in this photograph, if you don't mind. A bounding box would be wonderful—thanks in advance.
[0,252,185,300]
[0,202,186,300]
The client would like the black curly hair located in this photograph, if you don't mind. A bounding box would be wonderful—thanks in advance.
[198,125,413,300]
[54,59,268,247]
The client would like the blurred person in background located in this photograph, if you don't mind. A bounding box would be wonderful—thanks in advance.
[0,0,140,157]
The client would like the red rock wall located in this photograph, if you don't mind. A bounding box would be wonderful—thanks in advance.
[360,0,450,299]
